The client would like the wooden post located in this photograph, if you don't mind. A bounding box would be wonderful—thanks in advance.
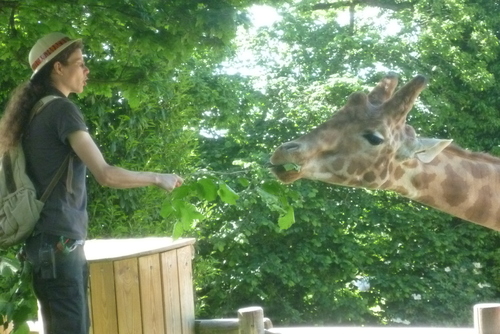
[195,319,239,334]
[238,307,264,334]
[195,317,272,334]
[474,303,500,334]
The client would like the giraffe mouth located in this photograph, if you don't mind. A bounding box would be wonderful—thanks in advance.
[267,162,302,183]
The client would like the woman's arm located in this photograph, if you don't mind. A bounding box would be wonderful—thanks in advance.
[68,130,183,191]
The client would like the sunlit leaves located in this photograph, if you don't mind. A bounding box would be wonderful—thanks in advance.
[277,205,295,229]
[196,178,219,202]
[160,177,244,237]
[217,182,239,205]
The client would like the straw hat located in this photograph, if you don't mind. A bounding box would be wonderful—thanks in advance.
[29,32,81,79]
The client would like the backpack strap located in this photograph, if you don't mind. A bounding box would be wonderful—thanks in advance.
[29,95,72,203]
[39,154,71,203]
[29,95,62,123]
[3,152,15,194]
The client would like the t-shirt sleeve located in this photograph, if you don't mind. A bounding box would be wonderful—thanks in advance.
[50,99,88,144]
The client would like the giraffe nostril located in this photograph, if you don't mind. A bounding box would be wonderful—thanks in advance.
[281,142,301,151]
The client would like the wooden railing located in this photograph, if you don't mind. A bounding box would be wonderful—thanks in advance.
[195,304,500,334]
[2,235,498,334]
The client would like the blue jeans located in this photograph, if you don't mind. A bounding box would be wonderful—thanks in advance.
[25,233,90,334]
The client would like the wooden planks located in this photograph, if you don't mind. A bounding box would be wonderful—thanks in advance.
[87,238,195,334]
[115,258,142,334]
[162,249,182,334]
[139,254,165,334]
[178,246,195,334]
[474,303,500,334]
[89,262,118,334]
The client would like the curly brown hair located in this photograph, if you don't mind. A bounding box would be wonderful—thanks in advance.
[0,39,83,155]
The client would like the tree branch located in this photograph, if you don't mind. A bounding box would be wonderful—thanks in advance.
[313,0,415,12]
[0,1,18,10]
[9,3,18,36]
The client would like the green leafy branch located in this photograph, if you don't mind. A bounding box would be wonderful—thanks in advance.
[160,167,296,237]
[160,175,240,237]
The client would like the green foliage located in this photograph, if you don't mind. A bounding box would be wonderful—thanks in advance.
[0,0,287,328]
[191,0,500,327]
[0,250,37,333]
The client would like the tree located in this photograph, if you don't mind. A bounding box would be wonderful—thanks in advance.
[0,0,283,330]
[190,0,500,326]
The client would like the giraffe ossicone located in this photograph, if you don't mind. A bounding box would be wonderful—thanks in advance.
[270,74,500,231]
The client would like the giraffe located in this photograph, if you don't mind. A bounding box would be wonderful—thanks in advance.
[269,73,500,231]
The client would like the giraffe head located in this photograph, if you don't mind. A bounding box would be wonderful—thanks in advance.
[269,74,453,189]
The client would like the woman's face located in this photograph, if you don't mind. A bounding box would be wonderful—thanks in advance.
[53,48,89,96]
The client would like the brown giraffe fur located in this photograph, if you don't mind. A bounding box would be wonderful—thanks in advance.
[270,74,500,231]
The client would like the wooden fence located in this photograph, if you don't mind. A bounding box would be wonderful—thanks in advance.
[2,237,498,334]
[196,304,500,334]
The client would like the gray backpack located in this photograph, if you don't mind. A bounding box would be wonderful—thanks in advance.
[0,96,70,248]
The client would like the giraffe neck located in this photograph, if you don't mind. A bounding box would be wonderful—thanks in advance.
[385,145,500,230]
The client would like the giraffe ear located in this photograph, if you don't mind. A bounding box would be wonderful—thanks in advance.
[415,138,453,163]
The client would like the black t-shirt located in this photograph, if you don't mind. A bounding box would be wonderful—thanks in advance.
[22,90,89,240]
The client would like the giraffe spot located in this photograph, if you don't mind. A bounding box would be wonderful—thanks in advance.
[402,159,418,169]
[381,147,392,155]
[495,207,500,227]
[346,176,361,187]
[394,166,405,180]
[373,156,384,168]
[464,185,492,224]
[334,175,348,182]
[347,161,356,175]
[393,186,409,196]
[411,172,437,190]
[331,158,344,171]
[347,159,367,175]
[380,179,392,189]
[460,160,490,179]
[363,171,376,183]
[428,157,441,167]
[379,167,388,180]
[417,195,437,207]
[441,165,468,206]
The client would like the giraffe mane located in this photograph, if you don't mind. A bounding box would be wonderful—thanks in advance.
[445,143,500,165]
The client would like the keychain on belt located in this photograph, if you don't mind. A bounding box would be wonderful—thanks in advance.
[57,236,84,254]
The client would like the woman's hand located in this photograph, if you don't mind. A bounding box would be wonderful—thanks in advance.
[156,173,184,192]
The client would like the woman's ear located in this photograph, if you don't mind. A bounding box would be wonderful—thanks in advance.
[52,61,63,75]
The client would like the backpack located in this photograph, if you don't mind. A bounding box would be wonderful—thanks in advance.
[0,96,69,248]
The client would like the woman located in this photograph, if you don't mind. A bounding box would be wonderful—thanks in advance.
[0,32,183,334]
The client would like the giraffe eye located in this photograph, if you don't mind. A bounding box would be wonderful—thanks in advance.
[363,132,384,146]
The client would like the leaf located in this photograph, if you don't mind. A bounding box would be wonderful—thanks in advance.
[278,205,295,230]
[217,182,239,205]
[179,202,205,225]
[237,177,250,187]
[0,258,19,277]
[12,322,30,334]
[256,187,287,214]
[171,201,205,238]
[159,201,175,218]
[196,178,218,201]
[172,222,185,239]
[170,184,192,201]
[261,180,283,195]
[283,163,301,171]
